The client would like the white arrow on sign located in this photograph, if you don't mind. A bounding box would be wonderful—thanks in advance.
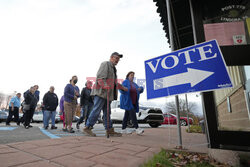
[153,68,214,90]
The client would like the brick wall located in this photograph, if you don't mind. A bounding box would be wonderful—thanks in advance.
[217,86,250,131]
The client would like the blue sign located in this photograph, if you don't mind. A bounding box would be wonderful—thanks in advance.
[145,40,233,99]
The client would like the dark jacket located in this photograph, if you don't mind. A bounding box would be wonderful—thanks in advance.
[24,91,38,109]
[80,87,93,107]
[43,91,58,111]
[64,84,80,103]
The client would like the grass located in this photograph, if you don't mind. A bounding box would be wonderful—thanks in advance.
[186,125,202,133]
[140,149,224,167]
[140,149,173,167]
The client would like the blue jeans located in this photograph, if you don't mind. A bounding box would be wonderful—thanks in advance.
[86,96,112,129]
[43,110,56,127]
[78,103,94,125]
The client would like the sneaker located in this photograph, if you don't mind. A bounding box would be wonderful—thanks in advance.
[25,126,29,129]
[17,122,20,126]
[6,123,10,126]
[51,126,57,130]
[62,128,67,132]
[83,127,96,137]
[28,125,33,128]
[44,126,48,130]
[106,128,122,137]
[76,123,80,129]
[121,129,132,134]
[136,128,144,135]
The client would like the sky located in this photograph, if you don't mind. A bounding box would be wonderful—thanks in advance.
[0,0,202,114]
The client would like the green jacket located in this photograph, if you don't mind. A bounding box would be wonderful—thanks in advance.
[91,61,118,101]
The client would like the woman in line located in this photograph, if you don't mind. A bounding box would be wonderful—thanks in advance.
[119,71,144,135]
[63,76,80,133]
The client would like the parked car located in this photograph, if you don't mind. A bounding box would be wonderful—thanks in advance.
[162,113,193,126]
[0,110,8,122]
[32,111,60,123]
[99,101,164,128]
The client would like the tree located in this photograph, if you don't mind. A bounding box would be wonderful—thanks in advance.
[164,98,198,117]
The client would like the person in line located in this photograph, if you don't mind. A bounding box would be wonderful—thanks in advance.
[23,86,37,129]
[23,85,39,128]
[34,85,40,103]
[64,76,80,133]
[42,86,59,130]
[76,81,94,129]
[83,52,128,137]
[120,71,144,135]
[6,93,21,126]
[59,95,67,131]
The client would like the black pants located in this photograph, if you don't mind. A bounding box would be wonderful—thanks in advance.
[23,108,35,126]
[122,105,139,129]
[6,107,19,124]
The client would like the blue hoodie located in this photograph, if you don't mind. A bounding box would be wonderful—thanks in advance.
[119,79,144,113]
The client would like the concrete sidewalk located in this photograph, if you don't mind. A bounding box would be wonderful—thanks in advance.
[0,127,208,167]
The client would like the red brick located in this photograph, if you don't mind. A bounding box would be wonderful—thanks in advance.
[51,155,96,167]
[0,147,18,154]
[73,144,116,155]
[89,152,143,167]
[114,143,148,153]
[0,151,41,167]
[25,145,77,159]
[16,160,59,167]
[71,151,96,159]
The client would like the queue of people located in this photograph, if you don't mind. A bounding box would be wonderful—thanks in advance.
[5,52,144,136]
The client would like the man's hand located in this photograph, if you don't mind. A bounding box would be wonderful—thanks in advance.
[11,107,14,111]
[103,85,110,90]
[138,88,142,92]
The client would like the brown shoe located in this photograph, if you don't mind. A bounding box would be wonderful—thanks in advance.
[83,127,96,137]
[106,128,122,137]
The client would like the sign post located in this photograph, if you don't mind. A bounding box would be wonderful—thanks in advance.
[166,0,182,148]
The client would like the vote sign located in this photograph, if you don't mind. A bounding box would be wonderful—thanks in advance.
[145,40,233,99]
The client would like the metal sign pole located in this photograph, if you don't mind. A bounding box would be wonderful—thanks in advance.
[166,0,182,148]
[189,0,210,146]
[185,94,190,132]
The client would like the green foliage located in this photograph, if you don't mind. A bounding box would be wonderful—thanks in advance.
[186,125,202,133]
[140,149,173,167]
[140,149,221,167]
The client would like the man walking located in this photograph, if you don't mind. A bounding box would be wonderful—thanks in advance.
[42,86,58,129]
[76,81,94,129]
[23,85,39,128]
[23,86,37,129]
[6,93,21,126]
[84,52,128,137]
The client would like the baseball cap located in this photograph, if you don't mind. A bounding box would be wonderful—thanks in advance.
[111,52,123,58]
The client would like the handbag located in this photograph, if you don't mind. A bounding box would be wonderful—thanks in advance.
[23,103,30,110]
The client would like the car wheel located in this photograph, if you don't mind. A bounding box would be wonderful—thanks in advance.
[180,120,187,126]
[149,122,160,128]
